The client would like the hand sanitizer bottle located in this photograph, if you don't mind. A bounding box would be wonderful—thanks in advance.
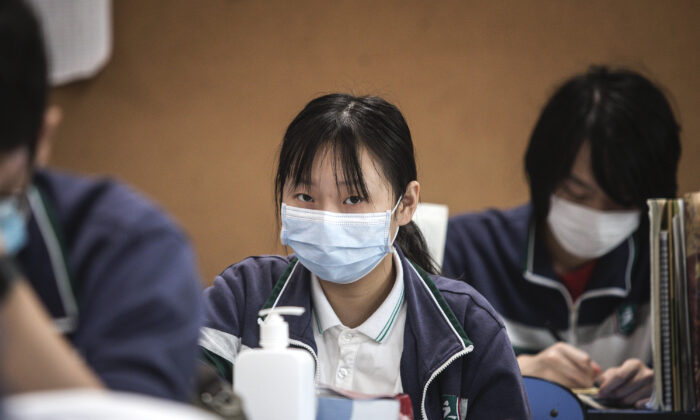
[234,306,316,420]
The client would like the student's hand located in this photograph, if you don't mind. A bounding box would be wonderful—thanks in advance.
[596,358,653,408]
[517,342,602,388]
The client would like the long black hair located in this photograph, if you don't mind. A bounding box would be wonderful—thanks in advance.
[275,93,438,274]
[525,66,681,226]
[0,0,48,156]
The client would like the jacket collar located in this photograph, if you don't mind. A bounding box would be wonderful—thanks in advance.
[259,257,316,350]
[17,184,78,334]
[398,247,473,420]
[399,246,472,354]
[522,221,638,308]
[258,247,473,375]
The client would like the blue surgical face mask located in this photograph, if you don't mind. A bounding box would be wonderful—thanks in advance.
[280,198,402,284]
[0,196,28,256]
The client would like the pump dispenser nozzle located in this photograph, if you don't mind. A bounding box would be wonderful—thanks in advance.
[236,306,315,420]
[258,306,305,350]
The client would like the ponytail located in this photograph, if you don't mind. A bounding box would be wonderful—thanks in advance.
[396,220,439,275]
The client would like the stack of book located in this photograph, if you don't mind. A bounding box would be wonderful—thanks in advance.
[648,192,700,411]
[315,386,414,420]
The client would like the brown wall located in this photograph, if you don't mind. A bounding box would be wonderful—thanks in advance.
[49,0,700,285]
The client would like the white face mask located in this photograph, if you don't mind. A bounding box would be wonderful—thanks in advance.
[546,195,641,259]
[280,197,401,284]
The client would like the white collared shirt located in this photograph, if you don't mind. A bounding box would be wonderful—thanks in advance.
[311,249,406,395]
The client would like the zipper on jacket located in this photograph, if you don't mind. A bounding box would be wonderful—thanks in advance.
[569,301,578,345]
[290,339,321,385]
[524,227,635,345]
[420,345,474,420]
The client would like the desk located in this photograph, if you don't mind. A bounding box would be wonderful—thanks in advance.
[4,389,218,420]
[588,409,698,419]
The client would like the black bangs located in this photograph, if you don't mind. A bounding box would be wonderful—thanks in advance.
[587,72,681,210]
[275,94,371,213]
[331,125,371,200]
[588,109,644,209]
[279,123,371,203]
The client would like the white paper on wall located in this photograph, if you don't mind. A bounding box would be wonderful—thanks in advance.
[26,0,113,86]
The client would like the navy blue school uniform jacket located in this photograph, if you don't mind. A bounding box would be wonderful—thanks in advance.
[199,247,530,420]
[17,169,203,401]
[442,203,652,370]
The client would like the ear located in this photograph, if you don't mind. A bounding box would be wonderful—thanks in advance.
[33,106,62,168]
[396,181,420,226]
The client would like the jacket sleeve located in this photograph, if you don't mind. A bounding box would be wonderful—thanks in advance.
[72,228,203,402]
[198,267,247,383]
[198,256,285,382]
[466,326,531,420]
[442,216,473,281]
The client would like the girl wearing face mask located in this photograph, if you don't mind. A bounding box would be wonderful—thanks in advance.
[443,66,681,408]
[200,94,530,420]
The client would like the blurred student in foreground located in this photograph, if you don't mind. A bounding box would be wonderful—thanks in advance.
[0,0,202,401]
[443,66,681,408]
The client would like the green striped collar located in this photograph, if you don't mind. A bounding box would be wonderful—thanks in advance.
[27,185,79,334]
[310,250,405,343]
[407,260,472,349]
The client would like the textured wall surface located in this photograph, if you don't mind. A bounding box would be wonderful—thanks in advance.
[50,0,700,284]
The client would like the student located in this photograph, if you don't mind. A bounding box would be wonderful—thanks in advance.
[443,67,681,408]
[200,94,530,419]
[0,0,202,401]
